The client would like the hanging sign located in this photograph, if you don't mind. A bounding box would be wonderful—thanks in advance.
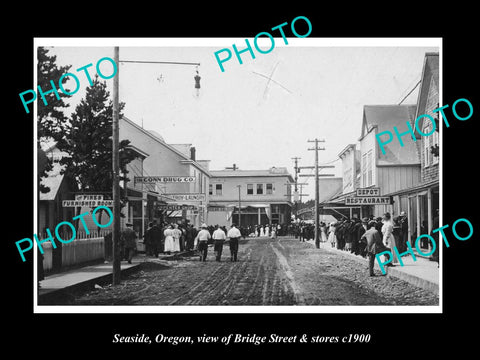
[356,187,381,197]
[166,193,206,201]
[62,199,114,207]
[159,204,198,211]
[345,196,391,205]
[75,194,104,201]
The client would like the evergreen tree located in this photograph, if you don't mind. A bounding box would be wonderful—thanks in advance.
[37,47,71,140]
[37,47,72,193]
[57,75,136,222]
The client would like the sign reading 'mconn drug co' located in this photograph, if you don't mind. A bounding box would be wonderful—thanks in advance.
[134,176,196,184]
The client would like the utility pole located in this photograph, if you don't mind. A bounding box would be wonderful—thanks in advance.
[112,47,121,285]
[291,157,301,218]
[300,139,335,249]
[309,139,323,248]
[110,51,200,285]
[237,185,241,228]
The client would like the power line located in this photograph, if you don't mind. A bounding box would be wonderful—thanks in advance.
[398,79,421,105]
[120,60,200,66]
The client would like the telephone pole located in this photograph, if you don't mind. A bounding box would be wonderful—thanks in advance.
[298,139,335,248]
[112,47,121,285]
[309,139,323,248]
[291,157,301,217]
[111,49,200,285]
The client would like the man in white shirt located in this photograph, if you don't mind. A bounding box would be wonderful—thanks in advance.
[195,223,211,262]
[212,225,227,261]
[227,223,242,262]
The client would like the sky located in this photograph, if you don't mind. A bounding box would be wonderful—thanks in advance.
[41,38,439,201]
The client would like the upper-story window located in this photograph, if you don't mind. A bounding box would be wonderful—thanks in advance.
[257,184,264,195]
[266,183,273,194]
[208,183,213,195]
[247,184,254,195]
[423,116,439,167]
[362,150,373,187]
[367,150,372,186]
[215,183,223,195]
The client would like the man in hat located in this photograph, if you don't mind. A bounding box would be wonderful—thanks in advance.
[121,223,137,264]
[398,210,408,253]
[362,220,392,276]
[227,223,242,262]
[212,224,227,261]
[355,217,368,257]
[195,223,211,262]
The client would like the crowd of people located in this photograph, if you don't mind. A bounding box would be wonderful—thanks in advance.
[117,209,438,275]
[119,221,244,262]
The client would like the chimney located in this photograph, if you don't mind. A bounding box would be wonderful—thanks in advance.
[190,146,196,161]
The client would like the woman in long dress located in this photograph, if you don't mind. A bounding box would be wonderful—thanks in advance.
[259,226,265,237]
[163,225,174,253]
[320,222,328,243]
[328,222,337,248]
[382,212,398,264]
[265,225,270,237]
[172,224,182,252]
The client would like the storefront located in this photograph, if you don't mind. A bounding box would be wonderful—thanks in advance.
[388,179,439,250]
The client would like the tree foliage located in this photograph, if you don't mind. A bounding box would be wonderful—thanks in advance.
[57,75,136,198]
[37,47,71,140]
[37,47,72,193]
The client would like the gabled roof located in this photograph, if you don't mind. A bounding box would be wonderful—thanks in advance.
[414,52,439,131]
[121,116,211,176]
[361,104,420,166]
[39,161,65,201]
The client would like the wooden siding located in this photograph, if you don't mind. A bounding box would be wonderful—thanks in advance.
[377,165,421,195]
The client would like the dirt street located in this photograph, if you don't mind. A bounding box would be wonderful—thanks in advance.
[73,237,439,306]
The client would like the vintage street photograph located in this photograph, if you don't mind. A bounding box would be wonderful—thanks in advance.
[34,38,441,311]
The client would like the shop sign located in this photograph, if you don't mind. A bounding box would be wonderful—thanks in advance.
[345,197,391,205]
[62,200,114,207]
[166,193,206,201]
[355,187,380,197]
[134,176,196,184]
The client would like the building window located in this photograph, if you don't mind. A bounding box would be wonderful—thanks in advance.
[215,183,223,196]
[257,184,264,195]
[423,118,439,167]
[362,153,367,187]
[266,183,273,194]
[247,184,254,195]
[367,150,372,186]
[209,184,213,195]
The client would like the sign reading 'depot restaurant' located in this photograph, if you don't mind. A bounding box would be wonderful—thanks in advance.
[345,187,391,205]
[134,176,196,184]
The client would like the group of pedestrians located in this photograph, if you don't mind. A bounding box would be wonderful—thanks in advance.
[139,221,244,262]
[325,212,409,276]
[198,223,242,262]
